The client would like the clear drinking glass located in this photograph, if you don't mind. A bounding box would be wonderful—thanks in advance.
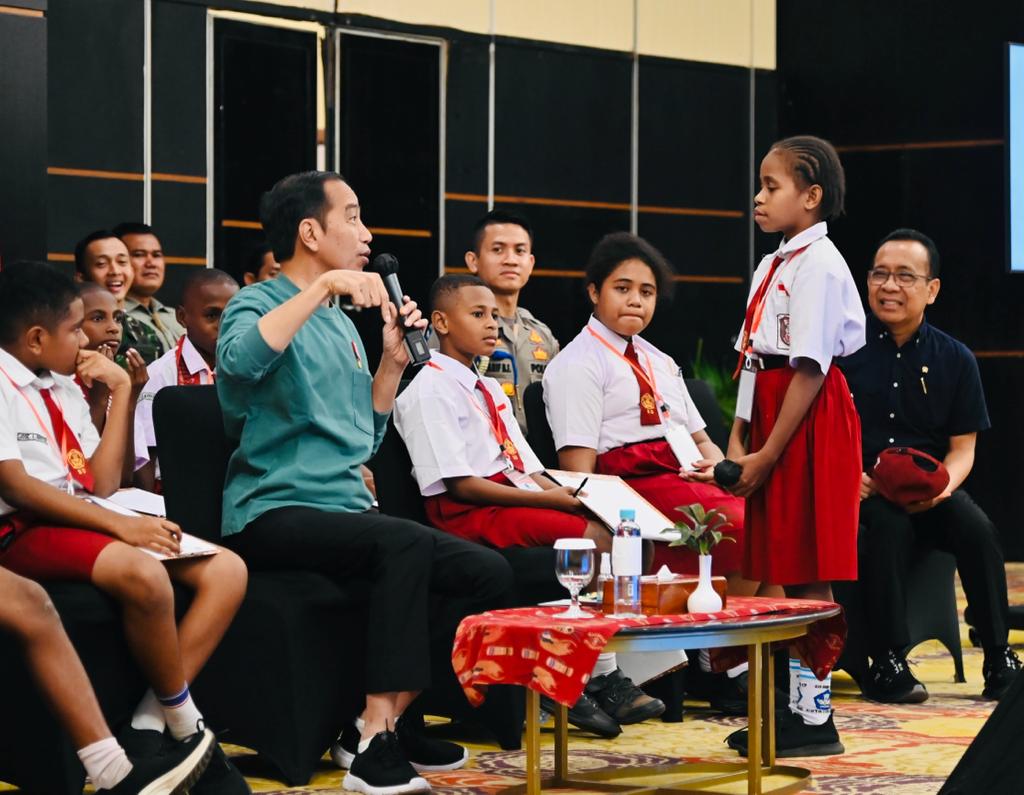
[553,538,596,619]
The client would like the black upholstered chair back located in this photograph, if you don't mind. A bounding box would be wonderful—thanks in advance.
[152,385,232,541]
[684,378,730,451]
[369,379,430,524]
[523,381,559,469]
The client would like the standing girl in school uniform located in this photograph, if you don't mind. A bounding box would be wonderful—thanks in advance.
[725,135,865,757]
[542,232,752,589]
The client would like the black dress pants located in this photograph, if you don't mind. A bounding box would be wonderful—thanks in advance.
[858,490,1009,656]
[226,506,514,694]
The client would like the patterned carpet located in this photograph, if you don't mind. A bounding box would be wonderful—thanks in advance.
[6,565,1023,793]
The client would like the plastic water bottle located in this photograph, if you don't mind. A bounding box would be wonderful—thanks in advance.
[597,552,612,606]
[612,508,642,616]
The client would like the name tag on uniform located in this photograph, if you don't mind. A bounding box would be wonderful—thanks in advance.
[736,363,756,422]
[504,468,542,491]
[665,424,701,472]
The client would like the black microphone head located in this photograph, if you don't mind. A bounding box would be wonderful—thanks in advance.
[371,253,399,276]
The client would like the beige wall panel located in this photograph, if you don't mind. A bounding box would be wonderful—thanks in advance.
[638,0,775,69]
[337,0,491,34]
[252,0,336,13]
[494,0,634,52]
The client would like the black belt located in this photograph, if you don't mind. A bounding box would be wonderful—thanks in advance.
[754,355,789,370]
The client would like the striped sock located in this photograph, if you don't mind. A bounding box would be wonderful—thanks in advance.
[157,684,204,740]
[789,658,830,725]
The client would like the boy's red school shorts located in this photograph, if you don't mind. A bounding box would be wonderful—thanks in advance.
[0,512,117,580]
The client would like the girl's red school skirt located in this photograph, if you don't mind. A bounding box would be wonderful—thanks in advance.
[596,439,745,577]
[745,361,861,585]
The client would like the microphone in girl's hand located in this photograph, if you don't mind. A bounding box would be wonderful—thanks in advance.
[713,459,743,488]
[370,253,431,365]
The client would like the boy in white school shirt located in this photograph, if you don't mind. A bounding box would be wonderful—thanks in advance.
[394,274,664,738]
[0,262,249,793]
[134,269,238,488]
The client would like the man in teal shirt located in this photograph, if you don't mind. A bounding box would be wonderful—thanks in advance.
[217,171,512,795]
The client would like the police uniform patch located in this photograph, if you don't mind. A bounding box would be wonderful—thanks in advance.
[532,348,549,361]
[529,330,543,343]
[778,314,791,348]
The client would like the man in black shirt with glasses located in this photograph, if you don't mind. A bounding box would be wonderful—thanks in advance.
[842,228,1021,704]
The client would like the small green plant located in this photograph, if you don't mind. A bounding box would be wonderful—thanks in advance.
[662,503,735,556]
[690,338,738,427]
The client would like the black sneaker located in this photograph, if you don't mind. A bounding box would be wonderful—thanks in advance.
[330,721,360,769]
[586,668,665,724]
[343,730,430,795]
[100,727,214,794]
[708,671,749,716]
[117,726,168,757]
[862,649,929,704]
[395,713,468,772]
[983,646,1023,700]
[726,708,844,758]
[540,692,621,738]
[191,741,251,794]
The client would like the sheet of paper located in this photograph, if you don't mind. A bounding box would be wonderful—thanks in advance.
[546,469,677,542]
[81,496,218,561]
[108,488,166,517]
[665,424,702,472]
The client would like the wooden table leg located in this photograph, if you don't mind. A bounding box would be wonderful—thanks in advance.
[762,642,776,768]
[524,688,542,795]
[554,701,569,783]
[747,642,762,795]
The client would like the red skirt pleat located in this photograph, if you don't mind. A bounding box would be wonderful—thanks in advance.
[744,364,861,585]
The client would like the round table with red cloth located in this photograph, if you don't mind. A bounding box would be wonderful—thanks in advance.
[452,596,845,708]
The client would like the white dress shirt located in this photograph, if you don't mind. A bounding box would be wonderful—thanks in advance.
[736,222,866,374]
[0,346,101,516]
[136,336,214,450]
[394,351,544,497]
[542,315,705,455]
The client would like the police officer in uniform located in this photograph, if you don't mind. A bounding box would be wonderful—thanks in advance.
[433,211,559,431]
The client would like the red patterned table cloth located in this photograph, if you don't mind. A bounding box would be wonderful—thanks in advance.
[452,597,845,707]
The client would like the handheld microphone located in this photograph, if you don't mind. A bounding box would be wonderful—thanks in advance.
[370,253,431,366]
[713,459,743,488]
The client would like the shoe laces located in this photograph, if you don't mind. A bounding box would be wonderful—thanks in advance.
[985,646,1022,675]
[371,730,407,769]
[600,672,643,707]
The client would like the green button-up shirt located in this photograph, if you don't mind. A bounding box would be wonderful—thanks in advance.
[216,276,389,537]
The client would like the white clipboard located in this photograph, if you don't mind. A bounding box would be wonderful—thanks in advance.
[546,469,677,542]
[81,494,219,561]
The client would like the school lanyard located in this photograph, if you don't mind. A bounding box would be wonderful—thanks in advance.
[426,360,524,469]
[0,365,76,494]
[586,327,670,420]
[175,336,214,385]
[733,244,810,378]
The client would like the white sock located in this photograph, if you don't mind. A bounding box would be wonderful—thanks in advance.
[357,737,372,753]
[354,715,366,732]
[699,649,712,673]
[727,661,749,678]
[592,652,617,678]
[131,689,166,733]
[157,684,204,740]
[78,737,133,790]
[788,658,830,725]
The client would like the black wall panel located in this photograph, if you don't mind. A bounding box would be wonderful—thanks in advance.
[445,36,488,195]
[46,176,142,255]
[153,181,206,259]
[0,9,47,262]
[48,0,143,171]
[494,41,631,203]
[153,0,206,177]
[778,1,1024,557]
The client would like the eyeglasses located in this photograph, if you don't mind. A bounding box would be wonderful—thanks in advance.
[867,268,932,287]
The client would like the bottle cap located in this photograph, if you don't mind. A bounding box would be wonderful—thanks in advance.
[619,508,636,521]
[600,552,611,576]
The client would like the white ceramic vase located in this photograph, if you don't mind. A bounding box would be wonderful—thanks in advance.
[687,554,723,613]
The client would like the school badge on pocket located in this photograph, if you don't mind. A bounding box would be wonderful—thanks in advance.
[777,314,791,348]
